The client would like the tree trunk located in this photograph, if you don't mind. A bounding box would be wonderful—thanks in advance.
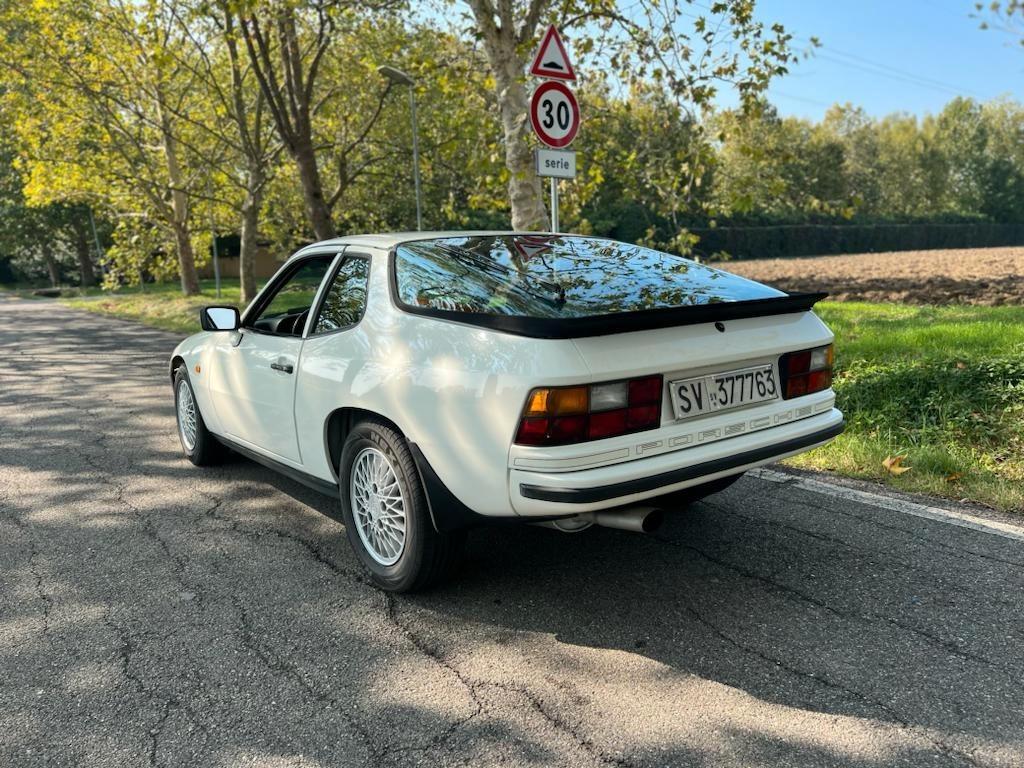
[171,220,200,296]
[470,5,548,231]
[495,65,548,230]
[293,136,336,241]
[71,215,96,287]
[156,91,200,296]
[239,169,263,305]
[224,7,268,304]
[42,249,60,287]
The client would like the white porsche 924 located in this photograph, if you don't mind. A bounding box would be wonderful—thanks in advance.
[171,232,843,591]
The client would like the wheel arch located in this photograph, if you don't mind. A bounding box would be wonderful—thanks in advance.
[323,407,406,483]
[170,355,186,383]
[323,406,484,533]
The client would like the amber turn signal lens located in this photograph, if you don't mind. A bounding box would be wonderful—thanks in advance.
[524,386,589,416]
[524,389,549,416]
[549,386,588,415]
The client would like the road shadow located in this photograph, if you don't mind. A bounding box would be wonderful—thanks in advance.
[3,296,1023,766]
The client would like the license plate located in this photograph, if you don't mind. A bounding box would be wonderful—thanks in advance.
[669,364,779,421]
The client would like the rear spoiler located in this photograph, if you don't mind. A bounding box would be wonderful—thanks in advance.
[399,291,829,339]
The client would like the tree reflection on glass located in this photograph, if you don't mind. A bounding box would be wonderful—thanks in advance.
[314,258,369,333]
[395,235,783,318]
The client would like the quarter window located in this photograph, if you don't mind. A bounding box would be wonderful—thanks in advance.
[313,257,370,334]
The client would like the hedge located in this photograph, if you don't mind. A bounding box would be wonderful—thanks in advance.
[690,222,1024,261]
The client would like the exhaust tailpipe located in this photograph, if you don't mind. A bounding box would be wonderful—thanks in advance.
[591,506,664,533]
[536,506,664,534]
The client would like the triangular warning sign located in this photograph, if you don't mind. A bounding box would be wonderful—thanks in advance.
[529,25,576,81]
[513,235,554,261]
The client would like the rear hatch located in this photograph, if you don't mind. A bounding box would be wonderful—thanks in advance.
[569,308,835,436]
[509,308,839,490]
[393,233,836,462]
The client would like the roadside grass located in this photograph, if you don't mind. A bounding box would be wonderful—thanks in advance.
[0,281,52,299]
[59,280,251,334]
[788,302,1024,513]
[48,284,1024,512]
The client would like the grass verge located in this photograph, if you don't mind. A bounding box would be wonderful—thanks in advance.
[59,280,248,334]
[51,285,1024,512]
[788,302,1024,512]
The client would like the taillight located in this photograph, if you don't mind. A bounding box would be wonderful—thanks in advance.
[780,344,834,399]
[515,375,664,446]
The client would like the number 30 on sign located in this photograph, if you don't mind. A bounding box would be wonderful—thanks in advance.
[530,81,580,148]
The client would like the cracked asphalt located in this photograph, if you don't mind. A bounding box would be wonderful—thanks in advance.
[2,293,1024,767]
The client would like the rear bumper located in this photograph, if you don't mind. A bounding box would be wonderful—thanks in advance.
[510,408,844,515]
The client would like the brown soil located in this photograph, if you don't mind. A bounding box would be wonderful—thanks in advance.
[722,246,1024,305]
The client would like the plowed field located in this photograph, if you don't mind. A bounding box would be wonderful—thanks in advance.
[725,246,1024,305]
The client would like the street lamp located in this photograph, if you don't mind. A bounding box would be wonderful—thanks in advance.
[378,65,423,231]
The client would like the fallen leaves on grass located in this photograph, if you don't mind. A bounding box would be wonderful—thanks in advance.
[882,455,912,476]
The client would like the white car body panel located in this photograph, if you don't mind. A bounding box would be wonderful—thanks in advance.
[209,332,305,462]
[171,231,843,526]
[294,250,593,513]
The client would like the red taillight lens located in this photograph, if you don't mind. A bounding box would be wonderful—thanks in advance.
[780,345,834,399]
[515,375,664,446]
[627,404,660,429]
[785,350,811,376]
[806,369,832,392]
[549,415,586,442]
[786,376,808,398]
[587,408,627,439]
[515,417,549,444]
[628,376,662,405]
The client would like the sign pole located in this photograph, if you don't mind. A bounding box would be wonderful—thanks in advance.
[87,207,105,276]
[409,85,423,232]
[206,176,221,299]
[550,177,559,232]
[529,25,578,235]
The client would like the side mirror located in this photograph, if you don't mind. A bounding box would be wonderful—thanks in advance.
[200,306,240,331]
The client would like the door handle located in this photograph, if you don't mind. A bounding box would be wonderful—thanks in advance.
[270,362,294,374]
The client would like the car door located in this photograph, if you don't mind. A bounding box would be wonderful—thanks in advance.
[209,253,337,464]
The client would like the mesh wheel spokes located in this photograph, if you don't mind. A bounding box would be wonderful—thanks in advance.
[176,380,198,451]
[349,447,407,566]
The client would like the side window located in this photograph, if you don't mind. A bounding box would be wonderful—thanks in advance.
[313,257,370,334]
[250,255,334,336]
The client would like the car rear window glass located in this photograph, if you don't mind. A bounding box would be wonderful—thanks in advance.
[393,235,783,319]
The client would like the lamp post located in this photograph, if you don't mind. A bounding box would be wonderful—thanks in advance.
[378,65,422,231]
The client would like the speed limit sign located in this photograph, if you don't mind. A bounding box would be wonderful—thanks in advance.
[530,81,580,148]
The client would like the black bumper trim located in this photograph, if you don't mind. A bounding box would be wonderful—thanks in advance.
[518,420,845,504]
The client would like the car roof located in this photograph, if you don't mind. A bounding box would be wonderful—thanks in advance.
[288,231,556,259]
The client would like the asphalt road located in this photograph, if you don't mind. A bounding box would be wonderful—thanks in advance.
[2,294,1024,768]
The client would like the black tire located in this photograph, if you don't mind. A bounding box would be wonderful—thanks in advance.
[338,418,464,592]
[173,367,227,466]
[648,473,743,509]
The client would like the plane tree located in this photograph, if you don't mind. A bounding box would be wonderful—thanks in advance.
[2,0,208,294]
[456,0,795,230]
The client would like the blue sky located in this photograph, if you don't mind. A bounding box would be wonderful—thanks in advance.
[747,0,1024,120]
